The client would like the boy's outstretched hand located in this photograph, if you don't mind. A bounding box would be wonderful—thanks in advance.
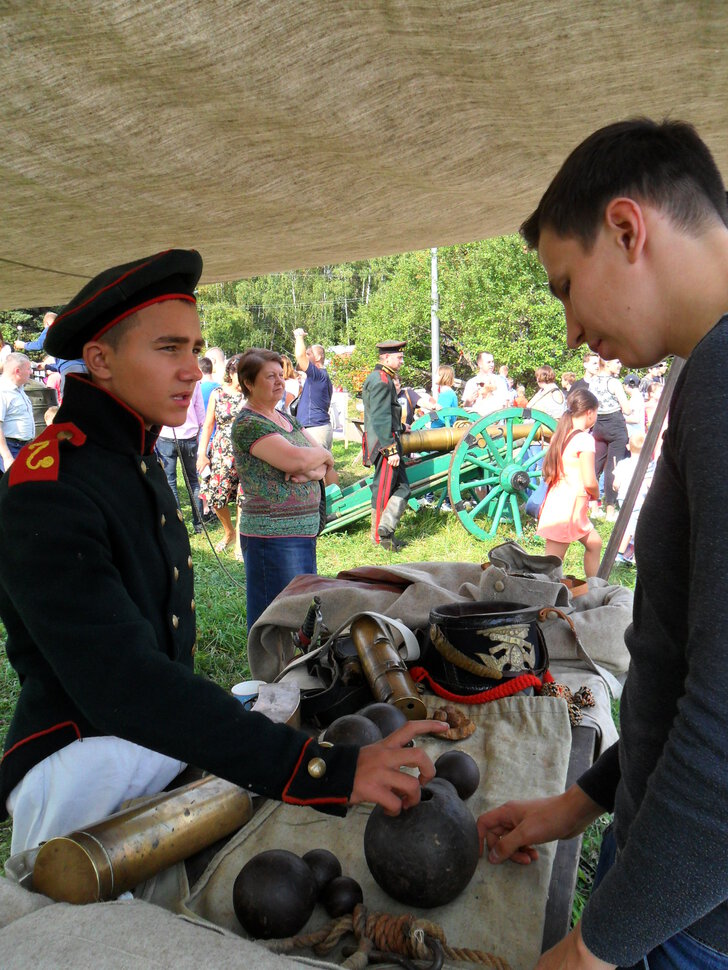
[349,719,450,814]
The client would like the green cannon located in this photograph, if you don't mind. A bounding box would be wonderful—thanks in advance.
[323,407,557,541]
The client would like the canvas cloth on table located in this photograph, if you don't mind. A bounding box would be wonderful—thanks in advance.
[0,879,333,970]
[182,695,572,970]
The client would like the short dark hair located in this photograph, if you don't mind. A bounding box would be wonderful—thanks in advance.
[97,311,142,350]
[521,118,728,250]
[236,349,282,395]
[198,356,213,375]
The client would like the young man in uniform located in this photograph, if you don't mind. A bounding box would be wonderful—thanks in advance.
[0,250,445,855]
[361,340,411,551]
[478,120,728,969]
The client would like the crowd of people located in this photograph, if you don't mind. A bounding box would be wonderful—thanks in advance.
[2,312,666,581]
[398,345,666,571]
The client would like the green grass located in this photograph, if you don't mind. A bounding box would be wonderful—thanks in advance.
[0,437,634,916]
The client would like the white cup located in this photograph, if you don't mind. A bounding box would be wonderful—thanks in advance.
[232,680,265,705]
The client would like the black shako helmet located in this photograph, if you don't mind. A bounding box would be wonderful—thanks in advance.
[414,601,550,702]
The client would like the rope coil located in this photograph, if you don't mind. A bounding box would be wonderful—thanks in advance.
[263,903,512,969]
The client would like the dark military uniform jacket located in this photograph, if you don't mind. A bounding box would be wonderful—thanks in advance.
[0,376,357,818]
[361,364,402,466]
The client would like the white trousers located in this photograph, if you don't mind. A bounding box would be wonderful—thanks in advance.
[6,736,186,855]
[304,422,334,450]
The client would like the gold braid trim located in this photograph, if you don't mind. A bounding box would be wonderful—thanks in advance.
[429,625,504,681]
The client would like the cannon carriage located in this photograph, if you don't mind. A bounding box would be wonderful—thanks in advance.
[323,407,557,540]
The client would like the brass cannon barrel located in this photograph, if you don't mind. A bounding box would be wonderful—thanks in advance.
[400,418,552,456]
[32,775,253,904]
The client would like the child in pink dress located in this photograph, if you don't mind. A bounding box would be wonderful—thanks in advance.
[537,387,602,576]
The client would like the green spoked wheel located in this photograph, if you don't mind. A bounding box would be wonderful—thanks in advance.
[409,407,473,431]
[447,408,557,540]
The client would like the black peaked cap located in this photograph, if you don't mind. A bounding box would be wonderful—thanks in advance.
[46,249,203,359]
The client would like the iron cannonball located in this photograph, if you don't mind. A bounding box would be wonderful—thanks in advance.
[232,849,317,939]
[322,714,383,746]
[358,702,409,737]
[434,750,481,800]
[321,875,364,917]
[364,784,479,908]
[302,848,342,895]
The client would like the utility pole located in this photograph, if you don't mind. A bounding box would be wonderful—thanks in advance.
[430,247,440,390]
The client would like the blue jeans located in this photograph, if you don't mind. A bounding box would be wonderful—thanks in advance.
[240,534,317,633]
[156,436,201,526]
[594,827,728,970]
[0,437,32,473]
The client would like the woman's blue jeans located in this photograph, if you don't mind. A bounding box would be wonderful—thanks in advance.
[593,826,728,969]
[241,534,317,633]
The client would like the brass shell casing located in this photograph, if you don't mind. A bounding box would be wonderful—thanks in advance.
[32,775,253,904]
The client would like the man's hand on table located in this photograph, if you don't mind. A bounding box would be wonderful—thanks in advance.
[349,719,449,815]
[477,784,605,865]
[535,921,615,970]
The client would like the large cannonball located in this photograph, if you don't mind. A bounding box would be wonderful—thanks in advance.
[233,849,317,939]
[322,714,383,746]
[364,785,479,908]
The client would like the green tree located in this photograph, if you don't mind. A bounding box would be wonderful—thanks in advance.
[349,237,583,393]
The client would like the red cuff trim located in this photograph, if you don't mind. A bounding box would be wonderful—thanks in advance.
[1,721,82,762]
[282,794,350,806]
[281,736,313,800]
[280,736,349,807]
[92,293,196,342]
[410,667,545,703]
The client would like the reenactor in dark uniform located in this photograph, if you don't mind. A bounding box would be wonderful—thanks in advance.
[0,252,444,854]
[361,340,412,551]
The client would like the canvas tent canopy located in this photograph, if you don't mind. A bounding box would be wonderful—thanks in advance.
[3,0,728,309]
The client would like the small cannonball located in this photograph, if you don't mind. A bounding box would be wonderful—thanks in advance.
[425,776,460,799]
[302,848,342,895]
[358,702,409,737]
[232,849,317,939]
[434,750,481,800]
[321,875,364,917]
[322,714,383,746]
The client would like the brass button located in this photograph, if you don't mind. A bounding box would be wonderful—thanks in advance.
[188,556,193,569]
[173,567,179,581]
[171,614,179,629]
[190,598,196,612]
[307,757,326,779]
[176,509,184,522]
[160,514,166,526]
[140,460,147,474]
[494,580,505,592]
[319,741,334,749]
